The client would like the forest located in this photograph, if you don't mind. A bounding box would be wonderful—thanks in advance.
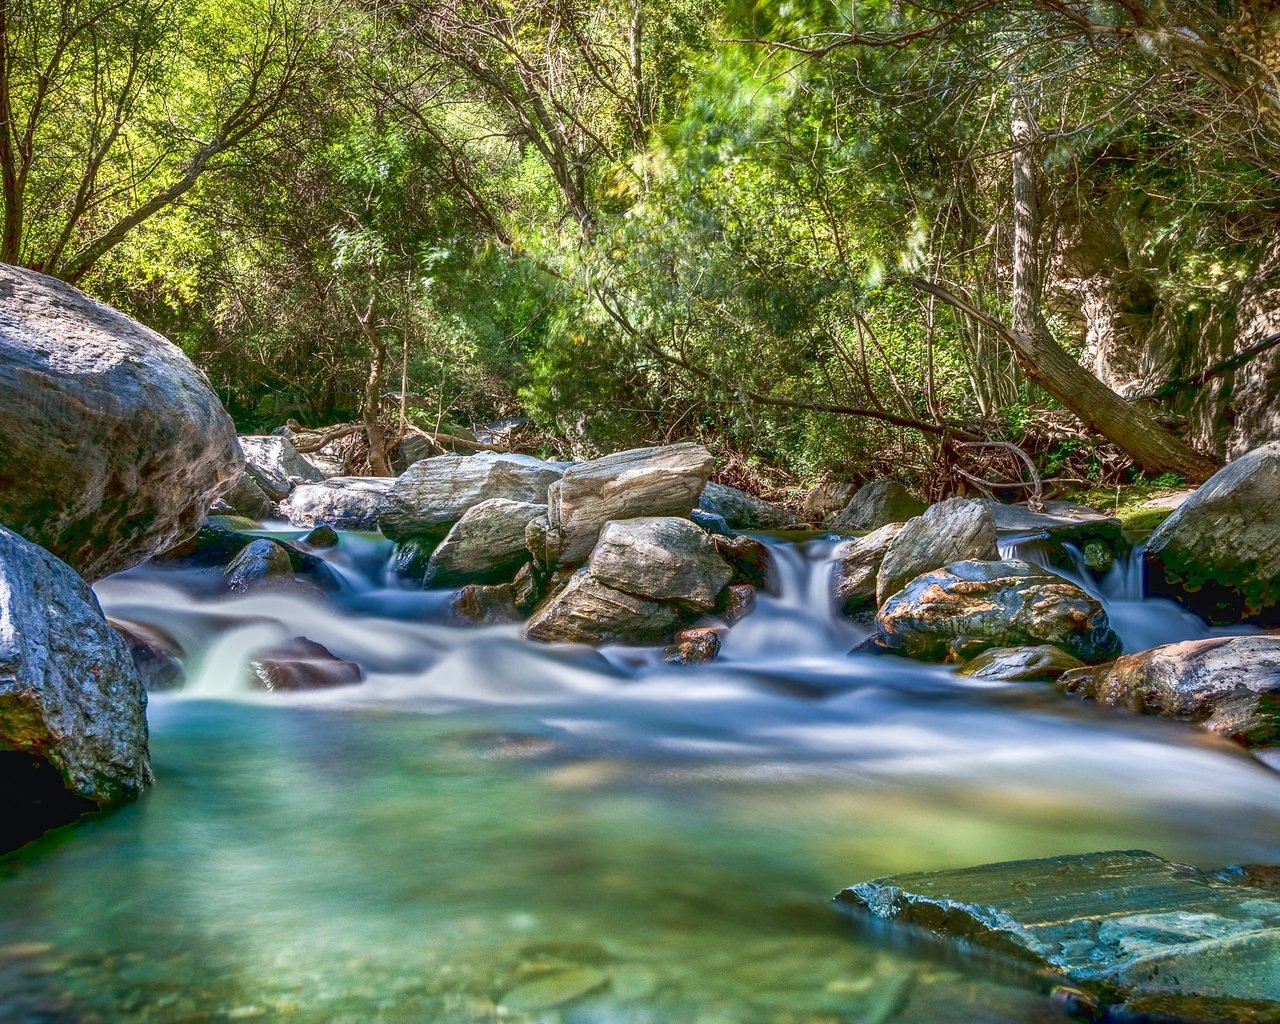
[9,0,1280,497]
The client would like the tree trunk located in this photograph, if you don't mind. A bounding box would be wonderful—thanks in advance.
[1006,113,1218,483]
[357,295,394,477]
[0,0,23,265]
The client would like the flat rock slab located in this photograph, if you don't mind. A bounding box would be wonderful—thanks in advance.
[837,850,1280,1018]
[984,499,1120,539]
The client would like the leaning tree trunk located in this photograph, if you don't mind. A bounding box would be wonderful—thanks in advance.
[1006,114,1218,483]
[356,294,394,477]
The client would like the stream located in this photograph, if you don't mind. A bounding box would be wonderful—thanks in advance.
[3,531,1279,1023]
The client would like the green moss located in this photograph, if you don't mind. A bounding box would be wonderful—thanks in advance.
[1066,485,1187,534]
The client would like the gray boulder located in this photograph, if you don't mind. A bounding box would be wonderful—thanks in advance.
[525,572,683,646]
[802,479,857,522]
[1059,635,1280,747]
[238,435,323,499]
[832,523,904,616]
[0,526,150,852]
[958,645,1085,682]
[224,538,294,593]
[876,497,998,605]
[876,558,1120,663]
[0,264,241,580]
[587,517,732,612]
[832,480,926,531]
[213,470,274,520]
[698,482,795,530]
[425,498,546,587]
[268,425,347,479]
[279,477,393,530]
[1145,442,1280,623]
[378,452,563,542]
[537,444,714,567]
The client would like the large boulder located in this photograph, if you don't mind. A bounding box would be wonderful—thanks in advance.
[377,452,564,543]
[831,523,904,616]
[1145,442,1280,623]
[587,517,732,612]
[0,265,241,580]
[1059,636,1280,747]
[0,526,150,852]
[524,572,682,646]
[278,477,394,530]
[239,435,324,499]
[875,558,1121,663]
[876,498,999,605]
[831,480,926,531]
[698,482,795,530]
[536,444,714,567]
[424,498,547,587]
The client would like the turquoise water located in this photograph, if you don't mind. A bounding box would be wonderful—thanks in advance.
[3,535,1280,1023]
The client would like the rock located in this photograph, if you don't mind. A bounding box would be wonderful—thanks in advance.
[109,620,185,692]
[424,499,546,587]
[391,538,435,581]
[499,967,609,1014]
[876,498,999,605]
[155,514,259,567]
[223,538,294,593]
[832,480,926,531]
[538,444,715,566]
[720,583,757,625]
[836,850,1280,1019]
[713,534,771,589]
[378,452,563,543]
[0,265,241,580]
[249,637,363,691]
[525,572,683,646]
[587,517,732,612]
[958,645,1085,682]
[0,526,150,852]
[390,433,438,473]
[215,470,274,520]
[876,559,1121,663]
[302,525,339,548]
[984,499,1121,543]
[1081,540,1113,573]
[689,507,733,536]
[698,482,795,530]
[802,479,858,522]
[452,583,521,624]
[664,627,722,665]
[239,435,322,499]
[1059,635,1280,747]
[270,425,348,478]
[832,523,904,616]
[511,562,544,615]
[279,477,393,530]
[1145,442,1280,623]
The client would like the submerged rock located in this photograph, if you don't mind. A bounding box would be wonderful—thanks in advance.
[249,637,363,691]
[223,538,294,593]
[0,264,241,580]
[876,498,999,605]
[837,850,1280,1019]
[1059,635,1280,747]
[832,523,904,616]
[587,517,732,612]
[279,477,393,530]
[832,480,926,531]
[876,559,1120,663]
[958,645,1085,682]
[425,498,546,587]
[539,444,714,566]
[0,526,151,852]
[698,482,795,530]
[378,452,563,543]
[1145,442,1280,623]
[525,572,682,646]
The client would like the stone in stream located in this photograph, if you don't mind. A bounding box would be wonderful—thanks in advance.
[587,517,732,612]
[1059,635,1280,748]
[249,637,363,691]
[836,850,1280,1019]
[831,479,926,532]
[1145,442,1280,624]
[302,525,340,548]
[223,538,294,593]
[664,627,722,665]
[698,482,796,530]
[109,620,185,692]
[713,534,772,590]
[424,498,547,587]
[452,583,522,625]
[832,523,904,617]
[238,434,323,499]
[0,264,242,580]
[958,645,1085,682]
[155,514,260,567]
[983,499,1121,546]
[876,498,999,605]
[524,572,683,646]
[719,583,757,626]
[0,525,151,852]
[875,559,1120,664]
[279,476,394,530]
[538,444,715,567]
[510,561,544,615]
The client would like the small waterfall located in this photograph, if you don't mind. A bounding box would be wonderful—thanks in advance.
[997,532,1055,570]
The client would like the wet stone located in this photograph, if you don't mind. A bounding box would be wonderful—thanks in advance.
[249,637,364,692]
[664,627,722,665]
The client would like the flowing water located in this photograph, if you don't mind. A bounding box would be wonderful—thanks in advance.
[3,530,1280,1023]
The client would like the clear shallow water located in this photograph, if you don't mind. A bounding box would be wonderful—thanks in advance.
[3,533,1280,1023]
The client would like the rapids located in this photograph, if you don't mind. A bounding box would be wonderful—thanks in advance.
[2,529,1278,1023]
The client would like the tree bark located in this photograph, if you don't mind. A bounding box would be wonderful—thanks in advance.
[1002,112,1218,483]
[356,295,394,477]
